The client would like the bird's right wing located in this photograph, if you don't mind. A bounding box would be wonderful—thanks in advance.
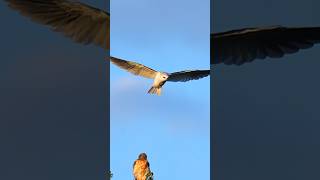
[110,57,158,79]
[5,0,110,49]
[167,70,210,82]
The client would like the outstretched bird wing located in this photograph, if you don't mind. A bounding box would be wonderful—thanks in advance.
[110,57,158,79]
[5,0,110,49]
[167,70,210,82]
[212,26,320,65]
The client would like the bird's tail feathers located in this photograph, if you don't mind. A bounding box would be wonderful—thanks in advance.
[148,86,161,95]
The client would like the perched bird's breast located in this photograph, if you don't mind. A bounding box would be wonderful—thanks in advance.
[133,159,149,180]
[134,160,148,170]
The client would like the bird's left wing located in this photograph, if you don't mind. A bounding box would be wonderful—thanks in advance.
[110,57,158,79]
[5,0,110,49]
[167,70,210,82]
[212,26,320,65]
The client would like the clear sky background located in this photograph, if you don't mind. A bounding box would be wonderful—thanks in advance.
[110,0,210,179]
[212,0,320,179]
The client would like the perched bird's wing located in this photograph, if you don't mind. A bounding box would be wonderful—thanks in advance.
[110,57,158,79]
[212,26,320,65]
[167,70,210,82]
[5,0,110,49]
[146,162,152,180]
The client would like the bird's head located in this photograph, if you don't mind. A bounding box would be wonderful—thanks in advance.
[160,72,169,80]
[138,153,148,160]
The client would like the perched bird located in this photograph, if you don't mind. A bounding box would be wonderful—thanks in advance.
[5,0,110,49]
[110,57,210,95]
[212,26,320,65]
[133,153,152,180]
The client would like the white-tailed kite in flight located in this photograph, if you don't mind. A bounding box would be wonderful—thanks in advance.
[5,1,320,66]
[110,57,210,95]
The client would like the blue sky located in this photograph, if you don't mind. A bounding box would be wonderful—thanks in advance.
[110,0,210,179]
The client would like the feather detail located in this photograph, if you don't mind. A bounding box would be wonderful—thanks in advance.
[148,87,161,96]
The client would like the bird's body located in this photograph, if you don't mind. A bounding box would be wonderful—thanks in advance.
[133,159,150,180]
[148,72,169,95]
[133,153,151,180]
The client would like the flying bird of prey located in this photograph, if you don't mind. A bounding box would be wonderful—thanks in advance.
[211,26,320,65]
[5,1,320,67]
[133,153,153,180]
[5,0,110,49]
[110,57,210,95]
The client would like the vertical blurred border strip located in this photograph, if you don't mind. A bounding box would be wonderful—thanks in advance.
[105,0,111,179]
[210,0,215,179]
